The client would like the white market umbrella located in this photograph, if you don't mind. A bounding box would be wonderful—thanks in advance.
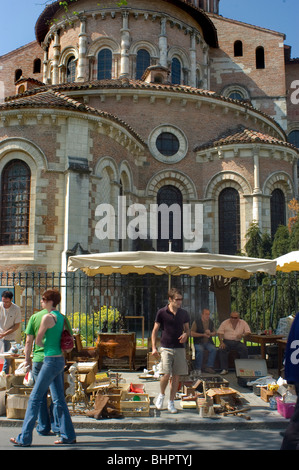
[67,250,277,282]
[275,251,299,273]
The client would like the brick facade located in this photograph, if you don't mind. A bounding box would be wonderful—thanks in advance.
[0,0,298,272]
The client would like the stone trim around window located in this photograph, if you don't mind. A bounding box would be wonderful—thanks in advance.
[148,124,188,164]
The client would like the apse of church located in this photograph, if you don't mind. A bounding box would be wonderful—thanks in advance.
[0,0,297,273]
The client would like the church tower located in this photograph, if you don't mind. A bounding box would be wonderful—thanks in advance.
[194,0,220,14]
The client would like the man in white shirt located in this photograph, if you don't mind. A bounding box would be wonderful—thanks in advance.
[0,291,21,373]
[217,311,251,375]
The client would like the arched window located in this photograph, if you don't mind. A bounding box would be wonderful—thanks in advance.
[171,58,181,85]
[234,40,243,57]
[219,188,240,255]
[157,185,183,252]
[33,58,41,74]
[97,49,112,80]
[256,46,265,69]
[228,91,244,101]
[271,188,286,238]
[1,160,31,245]
[136,49,150,80]
[288,130,299,148]
[15,69,22,82]
[288,130,299,176]
[66,56,76,82]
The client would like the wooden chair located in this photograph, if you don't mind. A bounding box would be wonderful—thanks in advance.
[71,334,99,361]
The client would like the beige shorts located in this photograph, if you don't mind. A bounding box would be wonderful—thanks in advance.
[159,347,188,376]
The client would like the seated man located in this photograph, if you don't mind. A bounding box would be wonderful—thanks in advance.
[217,311,251,375]
[191,308,217,374]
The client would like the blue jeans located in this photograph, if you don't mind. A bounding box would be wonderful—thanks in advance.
[3,340,12,374]
[32,362,60,436]
[16,356,76,446]
[194,342,217,370]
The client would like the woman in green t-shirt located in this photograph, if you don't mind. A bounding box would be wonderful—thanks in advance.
[10,289,76,447]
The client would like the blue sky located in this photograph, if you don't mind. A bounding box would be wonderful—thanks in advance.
[0,0,298,57]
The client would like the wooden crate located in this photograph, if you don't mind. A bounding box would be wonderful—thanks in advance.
[120,391,150,417]
[260,387,275,403]
[98,384,129,411]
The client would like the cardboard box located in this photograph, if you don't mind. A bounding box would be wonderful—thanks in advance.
[6,387,31,419]
[235,359,268,387]
[77,361,98,374]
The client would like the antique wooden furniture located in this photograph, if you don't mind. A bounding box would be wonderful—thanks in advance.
[97,333,136,370]
[72,334,99,361]
[247,334,284,360]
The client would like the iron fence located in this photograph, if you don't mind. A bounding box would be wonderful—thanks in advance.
[0,271,298,346]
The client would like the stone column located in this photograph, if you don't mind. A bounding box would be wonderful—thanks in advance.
[252,148,261,225]
[120,10,130,77]
[52,31,60,85]
[190,31,197,87]
[42,44,49,84]
[159,17,168,67]
[78,16,88,82]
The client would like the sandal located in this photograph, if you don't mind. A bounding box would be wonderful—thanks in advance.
[10,437,30,447]
[54,439,76,445]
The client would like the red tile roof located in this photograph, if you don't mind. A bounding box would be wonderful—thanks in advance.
[194,126,298,152]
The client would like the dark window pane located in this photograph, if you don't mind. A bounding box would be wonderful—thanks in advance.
[1,160,31,245]
[157,185,183,252]
[289,130,299,148]
[97,49,112,80]
[136,49,150,80]
[271,188,285,238]
[234,40,243,57]
[256,46,265,69]
[219,188,240,255]
[67,56,76,82]
[156,132,179,156]
[171,58,181,84]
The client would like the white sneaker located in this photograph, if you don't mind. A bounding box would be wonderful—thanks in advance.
[168,400,178,414]
[155,394,165,410]
[220,369,228,375]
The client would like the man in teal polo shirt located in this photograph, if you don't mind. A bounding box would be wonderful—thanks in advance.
[24,309,59,436]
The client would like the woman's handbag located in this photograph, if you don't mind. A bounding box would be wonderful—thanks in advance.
[61,318,74,353]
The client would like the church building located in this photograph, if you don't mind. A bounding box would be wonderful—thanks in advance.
[0,0,298,274]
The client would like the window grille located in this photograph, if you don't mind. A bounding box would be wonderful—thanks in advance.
[219,188,240,255]
[1,160,31,245]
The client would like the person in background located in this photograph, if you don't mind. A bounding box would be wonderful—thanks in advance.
[191,308,217,374]
[0,291,21,374]
[151,287,190,414]
[217,311,251,375]
[10,289,76,447]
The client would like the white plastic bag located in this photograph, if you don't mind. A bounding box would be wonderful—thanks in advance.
[15,362,27,376]
[0,371,6,388]
[23,370,34,387]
